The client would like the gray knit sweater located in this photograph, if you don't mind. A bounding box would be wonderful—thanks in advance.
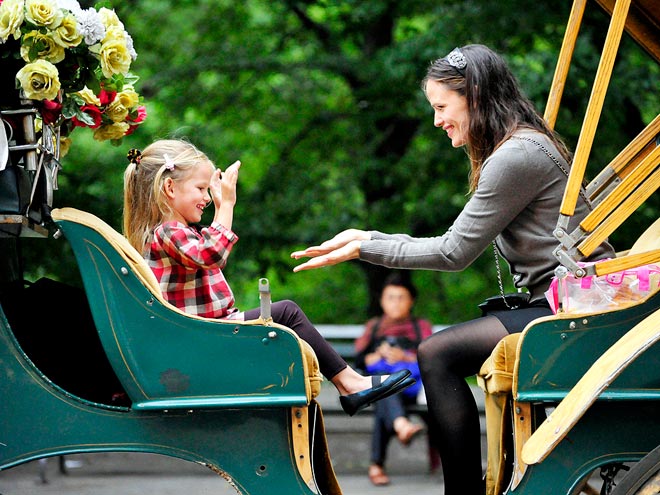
[360,130,615,301]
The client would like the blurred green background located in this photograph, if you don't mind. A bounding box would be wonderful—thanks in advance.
[20,0,660,326]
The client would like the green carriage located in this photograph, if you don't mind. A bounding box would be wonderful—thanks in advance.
[1,1,660,494]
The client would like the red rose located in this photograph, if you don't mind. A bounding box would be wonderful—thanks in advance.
[129,105,147,124]
[98,89,117,106]
[40,99,63,125]
[71,105,103,129]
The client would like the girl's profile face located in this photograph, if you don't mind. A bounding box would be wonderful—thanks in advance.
[425,80,469,148]
[166,163,213,225]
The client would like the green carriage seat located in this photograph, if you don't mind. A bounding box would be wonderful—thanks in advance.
[48,207,343,494]
[51,207,323,410]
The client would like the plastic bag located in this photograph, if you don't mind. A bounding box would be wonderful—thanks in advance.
[545,261,660,314]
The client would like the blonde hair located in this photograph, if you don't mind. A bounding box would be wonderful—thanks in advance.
[123,139,213,252]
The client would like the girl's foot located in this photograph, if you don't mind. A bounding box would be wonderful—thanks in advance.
[339,370,415,416]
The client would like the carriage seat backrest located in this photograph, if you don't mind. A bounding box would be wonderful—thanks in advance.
[627,217,660,255]
[51,207,322,410]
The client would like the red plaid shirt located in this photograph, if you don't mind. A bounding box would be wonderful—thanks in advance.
[146,221,239,318]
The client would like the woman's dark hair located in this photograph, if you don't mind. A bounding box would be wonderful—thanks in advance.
[422,44,572,192]
[382,271,417,300]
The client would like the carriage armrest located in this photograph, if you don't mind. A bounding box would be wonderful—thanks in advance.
[51,207,322,410]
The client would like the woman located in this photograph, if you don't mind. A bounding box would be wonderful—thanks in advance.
[291,44,615,494]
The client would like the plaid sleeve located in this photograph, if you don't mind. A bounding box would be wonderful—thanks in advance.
[148,221,239,318]
[156,221,238,270]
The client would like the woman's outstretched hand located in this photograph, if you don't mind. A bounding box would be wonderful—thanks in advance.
[291,229,370,272]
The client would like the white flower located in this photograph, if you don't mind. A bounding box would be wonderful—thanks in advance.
[124,32,137,61]
[75,7,105,46]
[56,0,82,15]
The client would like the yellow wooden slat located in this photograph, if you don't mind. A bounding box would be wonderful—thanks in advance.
[578,164,660,256]
[587,114,660,199]
[579,145,660,232]
[560,0,631,217]
[544,0,587,129]
[591,249,660,277]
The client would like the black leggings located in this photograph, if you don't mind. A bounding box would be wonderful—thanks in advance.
[243,300,347,379]
[417,316,509,495]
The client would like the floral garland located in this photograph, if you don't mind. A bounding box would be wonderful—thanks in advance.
[0,0,147,157]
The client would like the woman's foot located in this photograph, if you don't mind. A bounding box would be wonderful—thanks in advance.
[368,464,390,486]
[394,417,424,446]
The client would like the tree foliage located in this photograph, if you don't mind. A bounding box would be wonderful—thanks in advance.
[35,0,660,325]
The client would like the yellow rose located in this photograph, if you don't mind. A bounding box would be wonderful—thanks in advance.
[20,31,66,64]
[25,0,63,29]
[52,13,83,48]
[117,86,139,109]
[0,0,25,42]
[99,35,131,78]
[93,122,129,141]
[98,7,124,30]
[16,59,61,101]
[58,135,72,158]
[106,98,129,123]
[76,87,102,106]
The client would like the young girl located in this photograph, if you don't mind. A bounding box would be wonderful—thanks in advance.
[122,138,414,416]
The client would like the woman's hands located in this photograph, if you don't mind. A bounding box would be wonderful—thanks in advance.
[290,229,370,272]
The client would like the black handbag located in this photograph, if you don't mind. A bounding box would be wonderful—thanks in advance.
[478,292,531,316]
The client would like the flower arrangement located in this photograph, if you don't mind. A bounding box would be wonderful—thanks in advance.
[0,0,147,156]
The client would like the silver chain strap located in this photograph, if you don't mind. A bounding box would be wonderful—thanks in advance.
[516,135,592,207]
[491,135,592,308]
[492,240,520,308]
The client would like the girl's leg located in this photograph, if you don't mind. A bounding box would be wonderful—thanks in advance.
[417,316,508,495]
[243,300,376,395]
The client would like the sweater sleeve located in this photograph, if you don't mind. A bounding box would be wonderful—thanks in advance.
[359,138,539,271]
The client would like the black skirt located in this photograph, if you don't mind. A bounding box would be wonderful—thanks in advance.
[486,299,553,334]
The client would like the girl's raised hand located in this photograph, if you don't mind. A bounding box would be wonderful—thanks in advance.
[212,160,241,207]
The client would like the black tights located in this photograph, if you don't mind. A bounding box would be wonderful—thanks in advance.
[417,316,508,495]
[243,300,347,379]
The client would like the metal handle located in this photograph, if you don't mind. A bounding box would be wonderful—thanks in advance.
[259,278,271,320]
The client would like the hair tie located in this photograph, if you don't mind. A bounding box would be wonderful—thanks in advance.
[127,148,142,166]
[163,154,176,171]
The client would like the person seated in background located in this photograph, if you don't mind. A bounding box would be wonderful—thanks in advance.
[354,272,437,486]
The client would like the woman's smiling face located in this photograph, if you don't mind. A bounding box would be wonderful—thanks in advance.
[425,79,469,148]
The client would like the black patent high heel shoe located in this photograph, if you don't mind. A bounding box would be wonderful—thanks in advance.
[339,369,416,416]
